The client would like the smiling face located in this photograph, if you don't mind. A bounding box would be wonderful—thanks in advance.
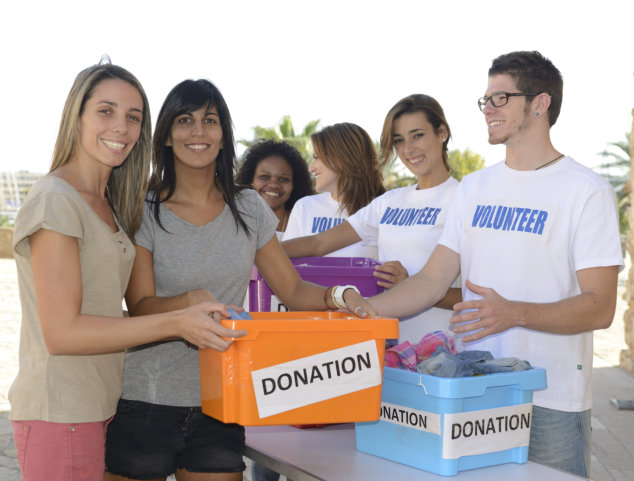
[74,78,143,169]
[167,104,223,170]
[482,74,533,146]
[309,151,338,194]
[252,155,293,212]
[392,111,447,185]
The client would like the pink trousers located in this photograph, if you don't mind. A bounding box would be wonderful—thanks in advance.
[12,419,110,481]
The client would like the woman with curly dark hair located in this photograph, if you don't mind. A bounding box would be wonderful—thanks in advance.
[236,139,315,236]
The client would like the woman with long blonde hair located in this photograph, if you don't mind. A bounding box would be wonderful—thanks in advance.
[9,60,234,481]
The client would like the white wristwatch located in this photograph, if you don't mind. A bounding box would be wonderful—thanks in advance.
[332,285,360,310]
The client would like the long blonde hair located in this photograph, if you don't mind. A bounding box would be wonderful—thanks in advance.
[50,61,152,241]
[310,122,385,215]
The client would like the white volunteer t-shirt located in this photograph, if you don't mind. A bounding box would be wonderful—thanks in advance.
[348,177,460,343]
[284,192,377,259]
[439,157,623,412]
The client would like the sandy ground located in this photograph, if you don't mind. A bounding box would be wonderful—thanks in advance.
[0,259,20,412]
[594,254,630,369]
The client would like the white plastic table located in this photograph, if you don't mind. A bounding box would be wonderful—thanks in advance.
[245,424,588,481]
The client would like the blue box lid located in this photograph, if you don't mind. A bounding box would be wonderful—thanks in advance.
[383,366,547,399]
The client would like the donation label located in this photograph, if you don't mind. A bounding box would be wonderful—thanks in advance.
[251,340,381,418]
[442,403,533,459]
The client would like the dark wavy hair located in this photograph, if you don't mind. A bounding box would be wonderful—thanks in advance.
[236,139,315,211]
[489,51,563,127]
[148,79,248,234]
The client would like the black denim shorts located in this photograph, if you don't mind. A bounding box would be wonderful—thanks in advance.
[105,399,245,479]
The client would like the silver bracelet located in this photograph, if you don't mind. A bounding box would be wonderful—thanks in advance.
[332,285,360,310]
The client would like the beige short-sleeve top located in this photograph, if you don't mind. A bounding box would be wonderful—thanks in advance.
[9,176,134,423]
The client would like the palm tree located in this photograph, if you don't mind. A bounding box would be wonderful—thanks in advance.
[597,133,631,234]
[238,115,320,163]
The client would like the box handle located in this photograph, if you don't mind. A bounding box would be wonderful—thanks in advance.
[417,376,429,395]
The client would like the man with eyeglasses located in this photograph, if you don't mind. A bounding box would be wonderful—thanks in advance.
[347,51,622,477]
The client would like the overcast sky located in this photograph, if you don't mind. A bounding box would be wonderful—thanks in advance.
[1,0,632,174]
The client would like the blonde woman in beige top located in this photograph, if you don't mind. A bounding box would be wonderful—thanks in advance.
[9,60,242,481]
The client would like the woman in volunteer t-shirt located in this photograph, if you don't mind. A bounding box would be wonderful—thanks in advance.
[283,94,462,344]
[283,122,385,258]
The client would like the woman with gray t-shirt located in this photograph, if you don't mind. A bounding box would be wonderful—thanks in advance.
[104,79,353,481]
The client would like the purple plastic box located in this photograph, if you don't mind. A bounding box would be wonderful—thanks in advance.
[248,256,384,312]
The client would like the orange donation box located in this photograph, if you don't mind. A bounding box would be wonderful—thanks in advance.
[199,311,399,426]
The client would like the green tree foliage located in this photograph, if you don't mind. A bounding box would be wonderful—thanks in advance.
[238,115,320,163]
[596,133,631,234]
[383,166,416,190]
[382,147,486,190]
[240,119,486,192]
[376,141,415,189]
[448,148,485,181]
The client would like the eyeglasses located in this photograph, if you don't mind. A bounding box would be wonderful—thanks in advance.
[477,91,541,111]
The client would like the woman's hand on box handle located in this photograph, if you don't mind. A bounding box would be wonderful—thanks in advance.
[178,302,247,351]
[373,260,409,289]
[186,288,224,321]
[342,289,378,318]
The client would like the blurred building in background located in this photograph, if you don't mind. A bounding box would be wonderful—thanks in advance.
[0,171,44,224]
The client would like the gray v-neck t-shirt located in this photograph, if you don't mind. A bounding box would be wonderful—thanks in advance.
[121,189,277,406]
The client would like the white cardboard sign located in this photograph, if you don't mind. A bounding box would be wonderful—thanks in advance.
[441,403,533,459]
[251,340,381,418]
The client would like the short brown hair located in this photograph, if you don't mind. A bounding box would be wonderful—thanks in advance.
[488,50,563,126]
